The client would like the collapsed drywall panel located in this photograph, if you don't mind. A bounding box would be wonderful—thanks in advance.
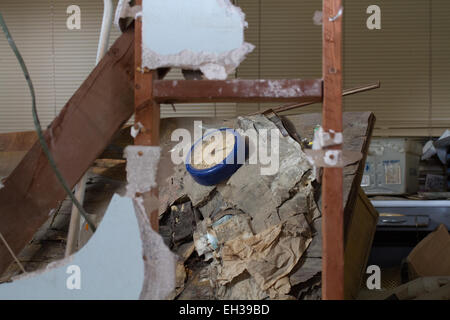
[0,143,177,300]
[0,195,144,299]
[124,145,177,299]
[140,0,254,79]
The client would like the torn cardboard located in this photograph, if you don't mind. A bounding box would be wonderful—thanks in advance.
[406,224,450,279]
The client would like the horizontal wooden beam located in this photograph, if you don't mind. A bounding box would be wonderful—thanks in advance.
[153,79,322,104]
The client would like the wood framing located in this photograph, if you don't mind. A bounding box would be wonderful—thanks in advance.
[134,0,160,232]
[153,79,323,104]
[322,0,344,300]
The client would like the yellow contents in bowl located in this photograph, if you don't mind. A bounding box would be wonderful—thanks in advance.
[191,130,235,170]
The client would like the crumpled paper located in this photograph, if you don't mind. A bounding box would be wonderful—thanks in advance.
[216,215,312,298]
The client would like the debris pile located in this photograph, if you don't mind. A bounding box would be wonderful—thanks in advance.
[159,114,323,300]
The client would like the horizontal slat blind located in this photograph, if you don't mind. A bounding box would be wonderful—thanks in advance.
[236,0,322,115]
[0,0,123,133]
[1,0,450,136]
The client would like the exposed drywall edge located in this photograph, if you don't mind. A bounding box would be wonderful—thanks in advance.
[133,196,177,299]
[0,143,176,299]
[124,145,176,299]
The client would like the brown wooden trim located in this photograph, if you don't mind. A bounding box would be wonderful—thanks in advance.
[322,0,344,300]
[153,79,322,104]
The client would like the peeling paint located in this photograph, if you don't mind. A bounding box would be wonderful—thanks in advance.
[200,63,228,81]
[142,44,254,80]
[266,81,302,98]
[124,146,161,197]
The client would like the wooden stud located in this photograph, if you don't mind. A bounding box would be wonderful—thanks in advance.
[322,0,344,300]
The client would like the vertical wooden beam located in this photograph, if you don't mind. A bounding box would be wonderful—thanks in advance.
[322,0,344,299]
[134,0,160,231]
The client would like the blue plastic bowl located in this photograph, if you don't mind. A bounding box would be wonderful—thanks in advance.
[186,128,243,186]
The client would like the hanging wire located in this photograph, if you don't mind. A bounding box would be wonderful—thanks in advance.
[0,12,96,232]
[0,231,26,274]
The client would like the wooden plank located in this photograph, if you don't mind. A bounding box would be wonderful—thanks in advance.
[153,79,323,104]
[0,27,136,276]
[250,82,380,115]
[322,0,344,300]
[134,0,160,232]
